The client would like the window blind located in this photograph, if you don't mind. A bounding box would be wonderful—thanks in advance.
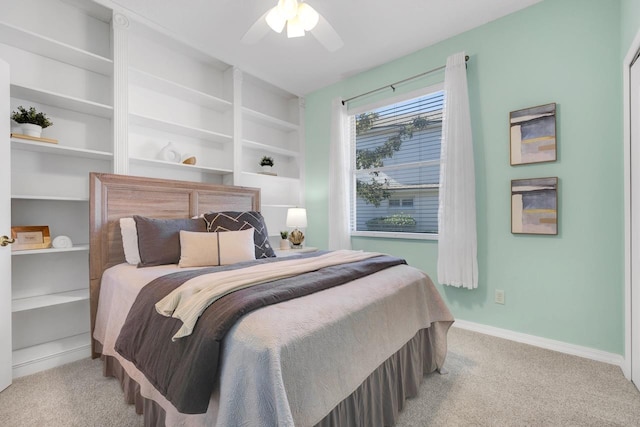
[351,90,444,235]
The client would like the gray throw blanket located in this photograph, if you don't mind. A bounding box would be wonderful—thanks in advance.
[114,252,407,414]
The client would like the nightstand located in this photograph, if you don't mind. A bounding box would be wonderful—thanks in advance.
[274,247,318,258]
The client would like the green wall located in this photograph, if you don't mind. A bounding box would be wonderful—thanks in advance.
[622,0,640,55]
[305,0,628,354]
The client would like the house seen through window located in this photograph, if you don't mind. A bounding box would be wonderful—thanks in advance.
[350,85,444,237]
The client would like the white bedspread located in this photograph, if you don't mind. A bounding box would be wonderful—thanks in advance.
[93,256,453,427]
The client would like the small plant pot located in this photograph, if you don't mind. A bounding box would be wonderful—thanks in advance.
[261,165,273,173]
[21,123,42,137]
[279,239,290,250]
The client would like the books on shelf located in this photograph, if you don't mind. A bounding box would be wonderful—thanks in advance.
[11,133,58,144]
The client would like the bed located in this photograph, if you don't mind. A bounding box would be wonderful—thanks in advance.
[89,172,454,427]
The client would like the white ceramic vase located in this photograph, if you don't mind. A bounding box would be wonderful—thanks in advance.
[279,239,290,250]
[21,123,42,137]
[159,142,181,163]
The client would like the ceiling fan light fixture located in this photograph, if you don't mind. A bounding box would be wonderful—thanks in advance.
[286,16,305,38]
[266,6,286,33]
[278,0,299,21]
[297,3,319,31]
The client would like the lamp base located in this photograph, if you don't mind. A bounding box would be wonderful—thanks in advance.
[288,229,305,247]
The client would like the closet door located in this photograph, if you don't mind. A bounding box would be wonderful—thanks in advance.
[0,59,12,392]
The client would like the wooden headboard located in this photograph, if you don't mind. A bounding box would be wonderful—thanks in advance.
[88,173,260,357]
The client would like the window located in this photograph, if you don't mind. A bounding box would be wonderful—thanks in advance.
[349,85,444,238]
[388,198,414,208]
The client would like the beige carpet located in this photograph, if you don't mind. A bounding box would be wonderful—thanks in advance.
[1,327,639,426]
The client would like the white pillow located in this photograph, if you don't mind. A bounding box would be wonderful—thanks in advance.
[178,228,256,268]
[178,230,219,268]
[218,228,255,265]
[120,217,140,265]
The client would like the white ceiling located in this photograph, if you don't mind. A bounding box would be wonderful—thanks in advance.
[105,0,542,96]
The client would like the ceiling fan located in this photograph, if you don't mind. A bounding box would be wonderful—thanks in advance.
[241,0,344,52]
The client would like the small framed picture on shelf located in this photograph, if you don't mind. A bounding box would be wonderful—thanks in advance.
[11,226,52,251]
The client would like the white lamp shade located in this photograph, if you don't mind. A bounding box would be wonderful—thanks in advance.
[266,6,286,33]
[297,3,319,31]
[286,208,308,228]
[286,16,305,38]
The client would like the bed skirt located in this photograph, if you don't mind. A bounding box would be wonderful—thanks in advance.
[100,320,452,427]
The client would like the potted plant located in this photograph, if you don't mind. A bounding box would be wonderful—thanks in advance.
[260,156,274,172]
[279,230,290,250]
[10,106,53,138]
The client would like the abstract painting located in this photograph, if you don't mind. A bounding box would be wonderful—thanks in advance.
[511,177,558,235]
[510,103,556,165]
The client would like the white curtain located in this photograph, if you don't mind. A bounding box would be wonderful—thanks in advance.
[437,52,478,289]
[328,97,352,250]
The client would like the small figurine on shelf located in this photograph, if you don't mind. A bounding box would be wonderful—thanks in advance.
[279,230,290,250]
[10,106,53,138]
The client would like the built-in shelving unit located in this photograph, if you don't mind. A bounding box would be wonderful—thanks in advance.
[1,0,305,379]
[2,0,113,378]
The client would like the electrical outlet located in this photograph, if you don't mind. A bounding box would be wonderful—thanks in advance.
[495,289,505,305]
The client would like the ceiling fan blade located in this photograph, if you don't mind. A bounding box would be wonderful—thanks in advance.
[241,10,271,44]
[310,14,343,52]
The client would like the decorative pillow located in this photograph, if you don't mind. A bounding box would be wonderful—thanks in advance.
[218,228,256,265]
[134,216,207,267]
[203,211,275,259]
[178,229,256,267]
[178,230,219,268]
[119,217,140,265]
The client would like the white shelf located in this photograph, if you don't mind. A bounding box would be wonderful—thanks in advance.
[10,84,113,118]
[242,171,300,182]
[129,67,232,112]
[11,244,89,256]
[130,156,233,174]
[243,107,299,131]
[12,195,88,201]
[11,138,113,160]
[12,332,90,376]
[130,112,233,144]
[12,288,89,312]
[0,21,113,76]
[243,139,299,158]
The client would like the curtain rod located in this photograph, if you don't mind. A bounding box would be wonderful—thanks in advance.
[341,55,469,106]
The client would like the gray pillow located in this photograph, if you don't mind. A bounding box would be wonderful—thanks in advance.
[203,211,275,259]
[134,216,207,267]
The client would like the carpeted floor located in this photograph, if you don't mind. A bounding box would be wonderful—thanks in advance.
[1,327,639,426]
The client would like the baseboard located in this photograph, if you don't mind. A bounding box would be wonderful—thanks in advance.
[453,319,625,368]
[12,343,91,378]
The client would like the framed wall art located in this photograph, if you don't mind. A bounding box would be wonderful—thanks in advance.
[11,225,51,251]
[510,102,556,165]
[511,177,558,235]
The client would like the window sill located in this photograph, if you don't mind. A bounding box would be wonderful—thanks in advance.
[351,231,438,241]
